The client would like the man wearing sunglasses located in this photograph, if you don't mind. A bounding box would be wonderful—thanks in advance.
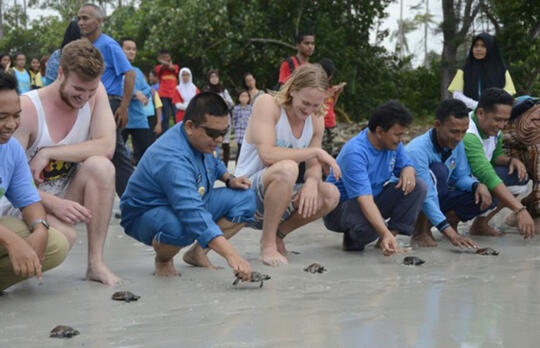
[120,92,254,280]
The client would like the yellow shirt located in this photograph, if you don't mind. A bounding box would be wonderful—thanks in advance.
[29,71,43,89]
[448,69,516,96]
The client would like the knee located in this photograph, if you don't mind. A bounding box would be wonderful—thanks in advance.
[41,229,70,272]
[413,178,428,199]
[80,156,115,184]
[231,189,257,215]
[320,183,340,211]
[268,160,299,186]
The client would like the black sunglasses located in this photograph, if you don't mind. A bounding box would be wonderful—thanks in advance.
[198,124,230,139]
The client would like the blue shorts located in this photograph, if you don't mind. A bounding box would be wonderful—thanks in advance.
[249,169,302,230]
[124,187,256,247]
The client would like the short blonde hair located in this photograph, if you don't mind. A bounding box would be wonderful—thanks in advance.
[274,64,329,116]
[60,39,104,81]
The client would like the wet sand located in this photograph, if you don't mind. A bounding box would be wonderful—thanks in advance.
[1,203,539,348]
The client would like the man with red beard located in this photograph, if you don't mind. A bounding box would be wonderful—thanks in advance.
[0,40,119,285]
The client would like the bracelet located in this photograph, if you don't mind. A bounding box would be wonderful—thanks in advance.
[515,206,527,215]
[225,175,235,188]
[277,230,287,239]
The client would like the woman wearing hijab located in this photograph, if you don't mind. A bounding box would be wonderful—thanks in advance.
[44,20,81,86]
[448,32,516,110]
[203,69,234,166]
[173,67,200,123]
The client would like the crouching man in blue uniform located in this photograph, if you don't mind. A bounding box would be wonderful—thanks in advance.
[120,92,255,279]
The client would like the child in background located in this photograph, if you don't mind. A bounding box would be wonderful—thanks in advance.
[144,72,163,141]
[319,58,346,157]
[232,90,252,163]
[29,57,43,89]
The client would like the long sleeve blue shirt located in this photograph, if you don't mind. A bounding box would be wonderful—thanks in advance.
[405,129,477,229]
[126,67,152,129]
[120,123,228,248]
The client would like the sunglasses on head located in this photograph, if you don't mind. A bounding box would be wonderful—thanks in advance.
[198,124,229,139]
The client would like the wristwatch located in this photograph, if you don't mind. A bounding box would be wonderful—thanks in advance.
[30,219,50,232]
[225,175,236,188]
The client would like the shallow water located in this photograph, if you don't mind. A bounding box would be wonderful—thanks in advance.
[1,204,539,348]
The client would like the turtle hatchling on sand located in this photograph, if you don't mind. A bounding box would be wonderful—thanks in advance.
[50,325,79,338]
[403,256,425,266]
[233,271,271,288]
[476,247,499,256]
[112,291,141,302]
[304,263,327,273]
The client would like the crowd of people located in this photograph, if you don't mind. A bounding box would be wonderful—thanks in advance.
[0,3,539,292]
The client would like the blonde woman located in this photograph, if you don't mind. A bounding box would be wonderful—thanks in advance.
[231,64,341,266]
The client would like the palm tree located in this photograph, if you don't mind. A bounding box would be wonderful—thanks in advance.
[412,0,437,67]
[390,18,417,59]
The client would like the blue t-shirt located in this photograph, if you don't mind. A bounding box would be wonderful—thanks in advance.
[13,69,31,94]
[327,128,414,201]
[93,33,133,96]
[0,138,41,209]
[44,49,61,86]
[126,67,151,129]
[120,123,229,249]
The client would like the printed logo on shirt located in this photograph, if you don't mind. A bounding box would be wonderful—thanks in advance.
[42,159,76,182]
[448,159,456,170]
[388,155,396,173]
[0,187,4,199]
[198,186,206,196]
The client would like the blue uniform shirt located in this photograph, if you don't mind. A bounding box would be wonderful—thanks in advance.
[0,138,41,208]
[93,33,133,96]
[405,129,477,228]
[327,128,414,201]
[126,67,151,129]
[120,123,228,248]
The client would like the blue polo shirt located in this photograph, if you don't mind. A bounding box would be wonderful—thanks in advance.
[126,66,151,129]
[120,123,228,248]
[93,33,133,96]
[0,138,41,209]
[327,128,414,201]
[405,129,478,229]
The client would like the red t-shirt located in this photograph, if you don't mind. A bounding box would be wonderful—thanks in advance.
[324,91,336,128]
[154,64,179,99]
[172,87,200,123]
[278,56,303,84]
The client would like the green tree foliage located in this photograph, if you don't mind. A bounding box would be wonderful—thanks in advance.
[484,0,540,95]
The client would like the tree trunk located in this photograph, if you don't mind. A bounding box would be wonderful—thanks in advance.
[424,0,429,67]
[0,0,4,39]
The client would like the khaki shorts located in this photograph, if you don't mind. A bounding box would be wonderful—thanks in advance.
[0,217,69,291]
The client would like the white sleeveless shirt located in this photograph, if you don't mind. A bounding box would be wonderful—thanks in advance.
[0,90,92,216]
[235,106,314,178]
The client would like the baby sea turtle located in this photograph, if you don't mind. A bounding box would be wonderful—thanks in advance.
[50,325,79,338]
[476,247,499,256]
[304,263,327,273]
[233,271,271,288]
[112,291,140,302]
[403,256,425,266]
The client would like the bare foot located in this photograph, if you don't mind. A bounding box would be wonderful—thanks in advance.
[260,246,288,267]
[182,244,223,270]
[154,259,179,277]
[504,213,518,227]
[86,263,120,285]
[411,230,438,247]
[470,218,504,236]
[276,237,289,256]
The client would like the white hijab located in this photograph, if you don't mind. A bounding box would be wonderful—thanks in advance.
[177,67,197,103]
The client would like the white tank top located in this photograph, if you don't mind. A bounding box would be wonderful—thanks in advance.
[235,106,314,178]
[26,89,92,160]
[0,90,92,216]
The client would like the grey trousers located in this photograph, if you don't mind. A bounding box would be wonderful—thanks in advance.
[323,180,426,251]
